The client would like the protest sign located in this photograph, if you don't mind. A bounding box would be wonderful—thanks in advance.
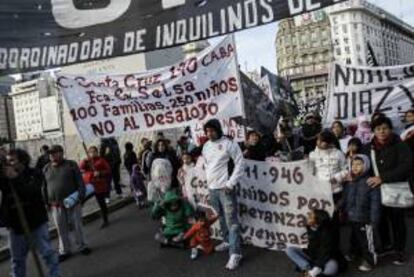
[0,0,346,75]
[325,62,414,124]
[57,35,243,142]
[183,158,334,250]
[190,118,246,145]
[257,75,274,103]
[260,66,299,117]
[236,72,281,135]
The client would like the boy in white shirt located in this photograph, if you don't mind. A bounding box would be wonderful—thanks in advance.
[202,119,244,270]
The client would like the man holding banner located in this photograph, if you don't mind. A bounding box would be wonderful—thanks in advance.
[202,119,244,270]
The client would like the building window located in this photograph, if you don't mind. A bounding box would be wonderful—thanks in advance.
[336,48,342,56]
[346,58,352,64]
[342,24,348,34]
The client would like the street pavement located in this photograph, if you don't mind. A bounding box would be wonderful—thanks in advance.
[0,204,413,277]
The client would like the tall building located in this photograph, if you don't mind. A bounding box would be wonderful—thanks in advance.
[276,10,332,110]
[10,74,61,141]
[0,92,15,142]
[328,0,414,66]
[276,0,414,105]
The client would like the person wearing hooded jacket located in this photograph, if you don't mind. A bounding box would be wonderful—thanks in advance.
[202,119,244,271]
[341,154,381,272]
[151,190,194,247]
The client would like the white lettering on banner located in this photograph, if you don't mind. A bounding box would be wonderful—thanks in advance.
[184,158,334,250]
[162,0,186,9]
[51,0,188,29]
[325,63,414,125]
[288,0,322,16]
[2,0,346,74]
[57,35,243,142]
[190,118,246,145]
[51,0,132,29]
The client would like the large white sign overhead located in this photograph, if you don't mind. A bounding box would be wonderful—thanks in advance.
[57,36,244,142]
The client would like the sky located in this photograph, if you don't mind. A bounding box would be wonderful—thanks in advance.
[231,0,414,74]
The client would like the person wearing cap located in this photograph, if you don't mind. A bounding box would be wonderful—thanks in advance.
[202,119,244,270]
[43,145,91,262]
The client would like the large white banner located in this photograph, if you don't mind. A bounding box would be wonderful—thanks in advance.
[57,36,243,141]
[325,62,414,124]
[184,158,334,250]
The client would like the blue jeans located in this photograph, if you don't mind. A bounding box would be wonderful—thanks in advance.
[286,247,338,276]
[209,189,241,255]
[9,223,60,277]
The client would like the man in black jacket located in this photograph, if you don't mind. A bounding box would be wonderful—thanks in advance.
[35,145,50,172]
[0,149,60,277]
[100,138,123,198]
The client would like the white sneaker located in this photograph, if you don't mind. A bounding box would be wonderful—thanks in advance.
[190,248,198,260]
[225,254,242,270]
[214,242,230,252]
[105,198,110,204]
[358,261,373,272]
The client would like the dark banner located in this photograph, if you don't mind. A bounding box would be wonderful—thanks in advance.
[236,71,281,135]
[260,66,299,117]
[0,0,345,75]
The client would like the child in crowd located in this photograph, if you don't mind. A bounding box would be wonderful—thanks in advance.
[177,152,196,200]
[285,209,339,277]
[151,190,194,248]
[355,115,373,144]
[346,138,363,167]
[331,121,352,153]
[130,164,147,209]
[342,155,380,272]
[184,209,218,260]
[309,131,348,198]
[123,142,138,176]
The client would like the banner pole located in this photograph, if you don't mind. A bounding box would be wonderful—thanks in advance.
[231,34,247,119]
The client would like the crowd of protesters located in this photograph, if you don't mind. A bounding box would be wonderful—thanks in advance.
[0,109,414,276]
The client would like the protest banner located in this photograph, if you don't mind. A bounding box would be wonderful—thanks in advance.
[0,0,346,75]
[260,66,299,117]
[236,72,281,135]
[57,35,243,142]
[257,75,274,103]
[190,118,246,145]
[183,158,334,250]
[325,62,414,124]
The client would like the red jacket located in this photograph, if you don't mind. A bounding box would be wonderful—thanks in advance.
[184,216,218,254]
[79,157,111,194]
